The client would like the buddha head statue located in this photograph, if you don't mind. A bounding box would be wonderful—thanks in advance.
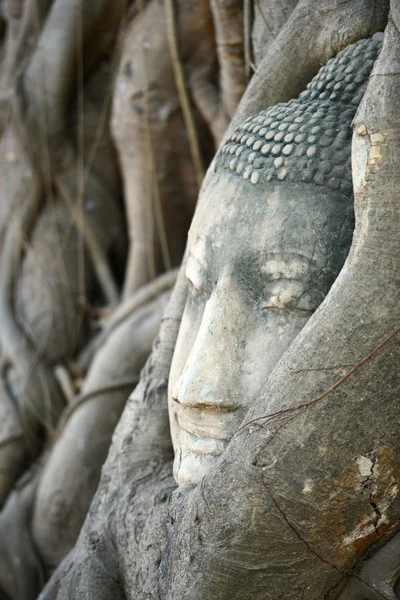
[168,34,383,486]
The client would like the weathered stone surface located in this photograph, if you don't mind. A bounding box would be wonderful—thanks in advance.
[218,34,383,192]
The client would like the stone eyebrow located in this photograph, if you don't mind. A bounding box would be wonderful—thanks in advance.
[261,257,313,279]
[216,34,382,192]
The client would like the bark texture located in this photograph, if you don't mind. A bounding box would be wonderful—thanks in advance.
[1,1,399,599]
[40,6,400,600]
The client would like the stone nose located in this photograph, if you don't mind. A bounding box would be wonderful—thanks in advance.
[172,287,240,410]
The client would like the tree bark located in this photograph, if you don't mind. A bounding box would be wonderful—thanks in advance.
[39,7,400,600]
[1,1,399,599]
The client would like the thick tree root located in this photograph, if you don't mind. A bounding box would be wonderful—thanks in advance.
[0,272,176,596]
[32,274,175,571]
[228,0,389,133]
[0,0,127,504]
[37,11,400,600]
[112,0,216,297]
[38,262,188,599]
[0,464,44,600]
[78,269,178,372]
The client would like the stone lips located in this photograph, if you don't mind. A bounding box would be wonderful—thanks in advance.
[218,33,383,191]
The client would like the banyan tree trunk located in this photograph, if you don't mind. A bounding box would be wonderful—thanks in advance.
[2,0,399,599]
[35,2,400,600]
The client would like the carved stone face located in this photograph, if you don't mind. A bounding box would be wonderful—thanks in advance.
[168,171,354,485]
[168,33,384,486]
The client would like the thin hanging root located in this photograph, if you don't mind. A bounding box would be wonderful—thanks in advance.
[0,106,64,502]
[152,172,172,276]
[243,0,253,79]
[1,0,53,89]
[113,0,209,296]
[56,169,120,305]
[53,366,76,406]
[187,0,246,145]
[138,5,171,281]
[163,0,204,189]
[23,0,127,143]
[210,0,246,118]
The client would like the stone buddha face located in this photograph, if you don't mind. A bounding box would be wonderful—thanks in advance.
[168,34,382,486]
[168,173,354,485]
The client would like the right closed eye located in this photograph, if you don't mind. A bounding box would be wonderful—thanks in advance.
[260,279,305,311]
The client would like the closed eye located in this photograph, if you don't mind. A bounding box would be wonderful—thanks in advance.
[261,304,316,314]
[260,279,308,311]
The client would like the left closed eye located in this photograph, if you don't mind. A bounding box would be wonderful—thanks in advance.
[260,279,305,311]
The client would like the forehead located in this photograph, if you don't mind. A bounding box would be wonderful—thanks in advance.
[188,171,351,267]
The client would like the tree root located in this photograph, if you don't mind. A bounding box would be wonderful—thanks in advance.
[30,278,173,572]
[228,0,389,133]
[78,268,178,372]
[163,0,205,188]
[0,0,127,504]
[0,463,44,600]
[210,0,246,119]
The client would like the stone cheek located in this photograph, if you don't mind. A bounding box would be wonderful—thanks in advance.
[217,33,383,191]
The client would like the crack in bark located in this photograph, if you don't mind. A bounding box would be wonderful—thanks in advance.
[260,472,395,600]
[370,495,382,536]
[250,330,400,600]
[260,471,344,575]
[369,456,382,537]
[359,454,384,538]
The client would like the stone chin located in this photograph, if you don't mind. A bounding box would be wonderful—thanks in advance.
[174,449,222,486]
